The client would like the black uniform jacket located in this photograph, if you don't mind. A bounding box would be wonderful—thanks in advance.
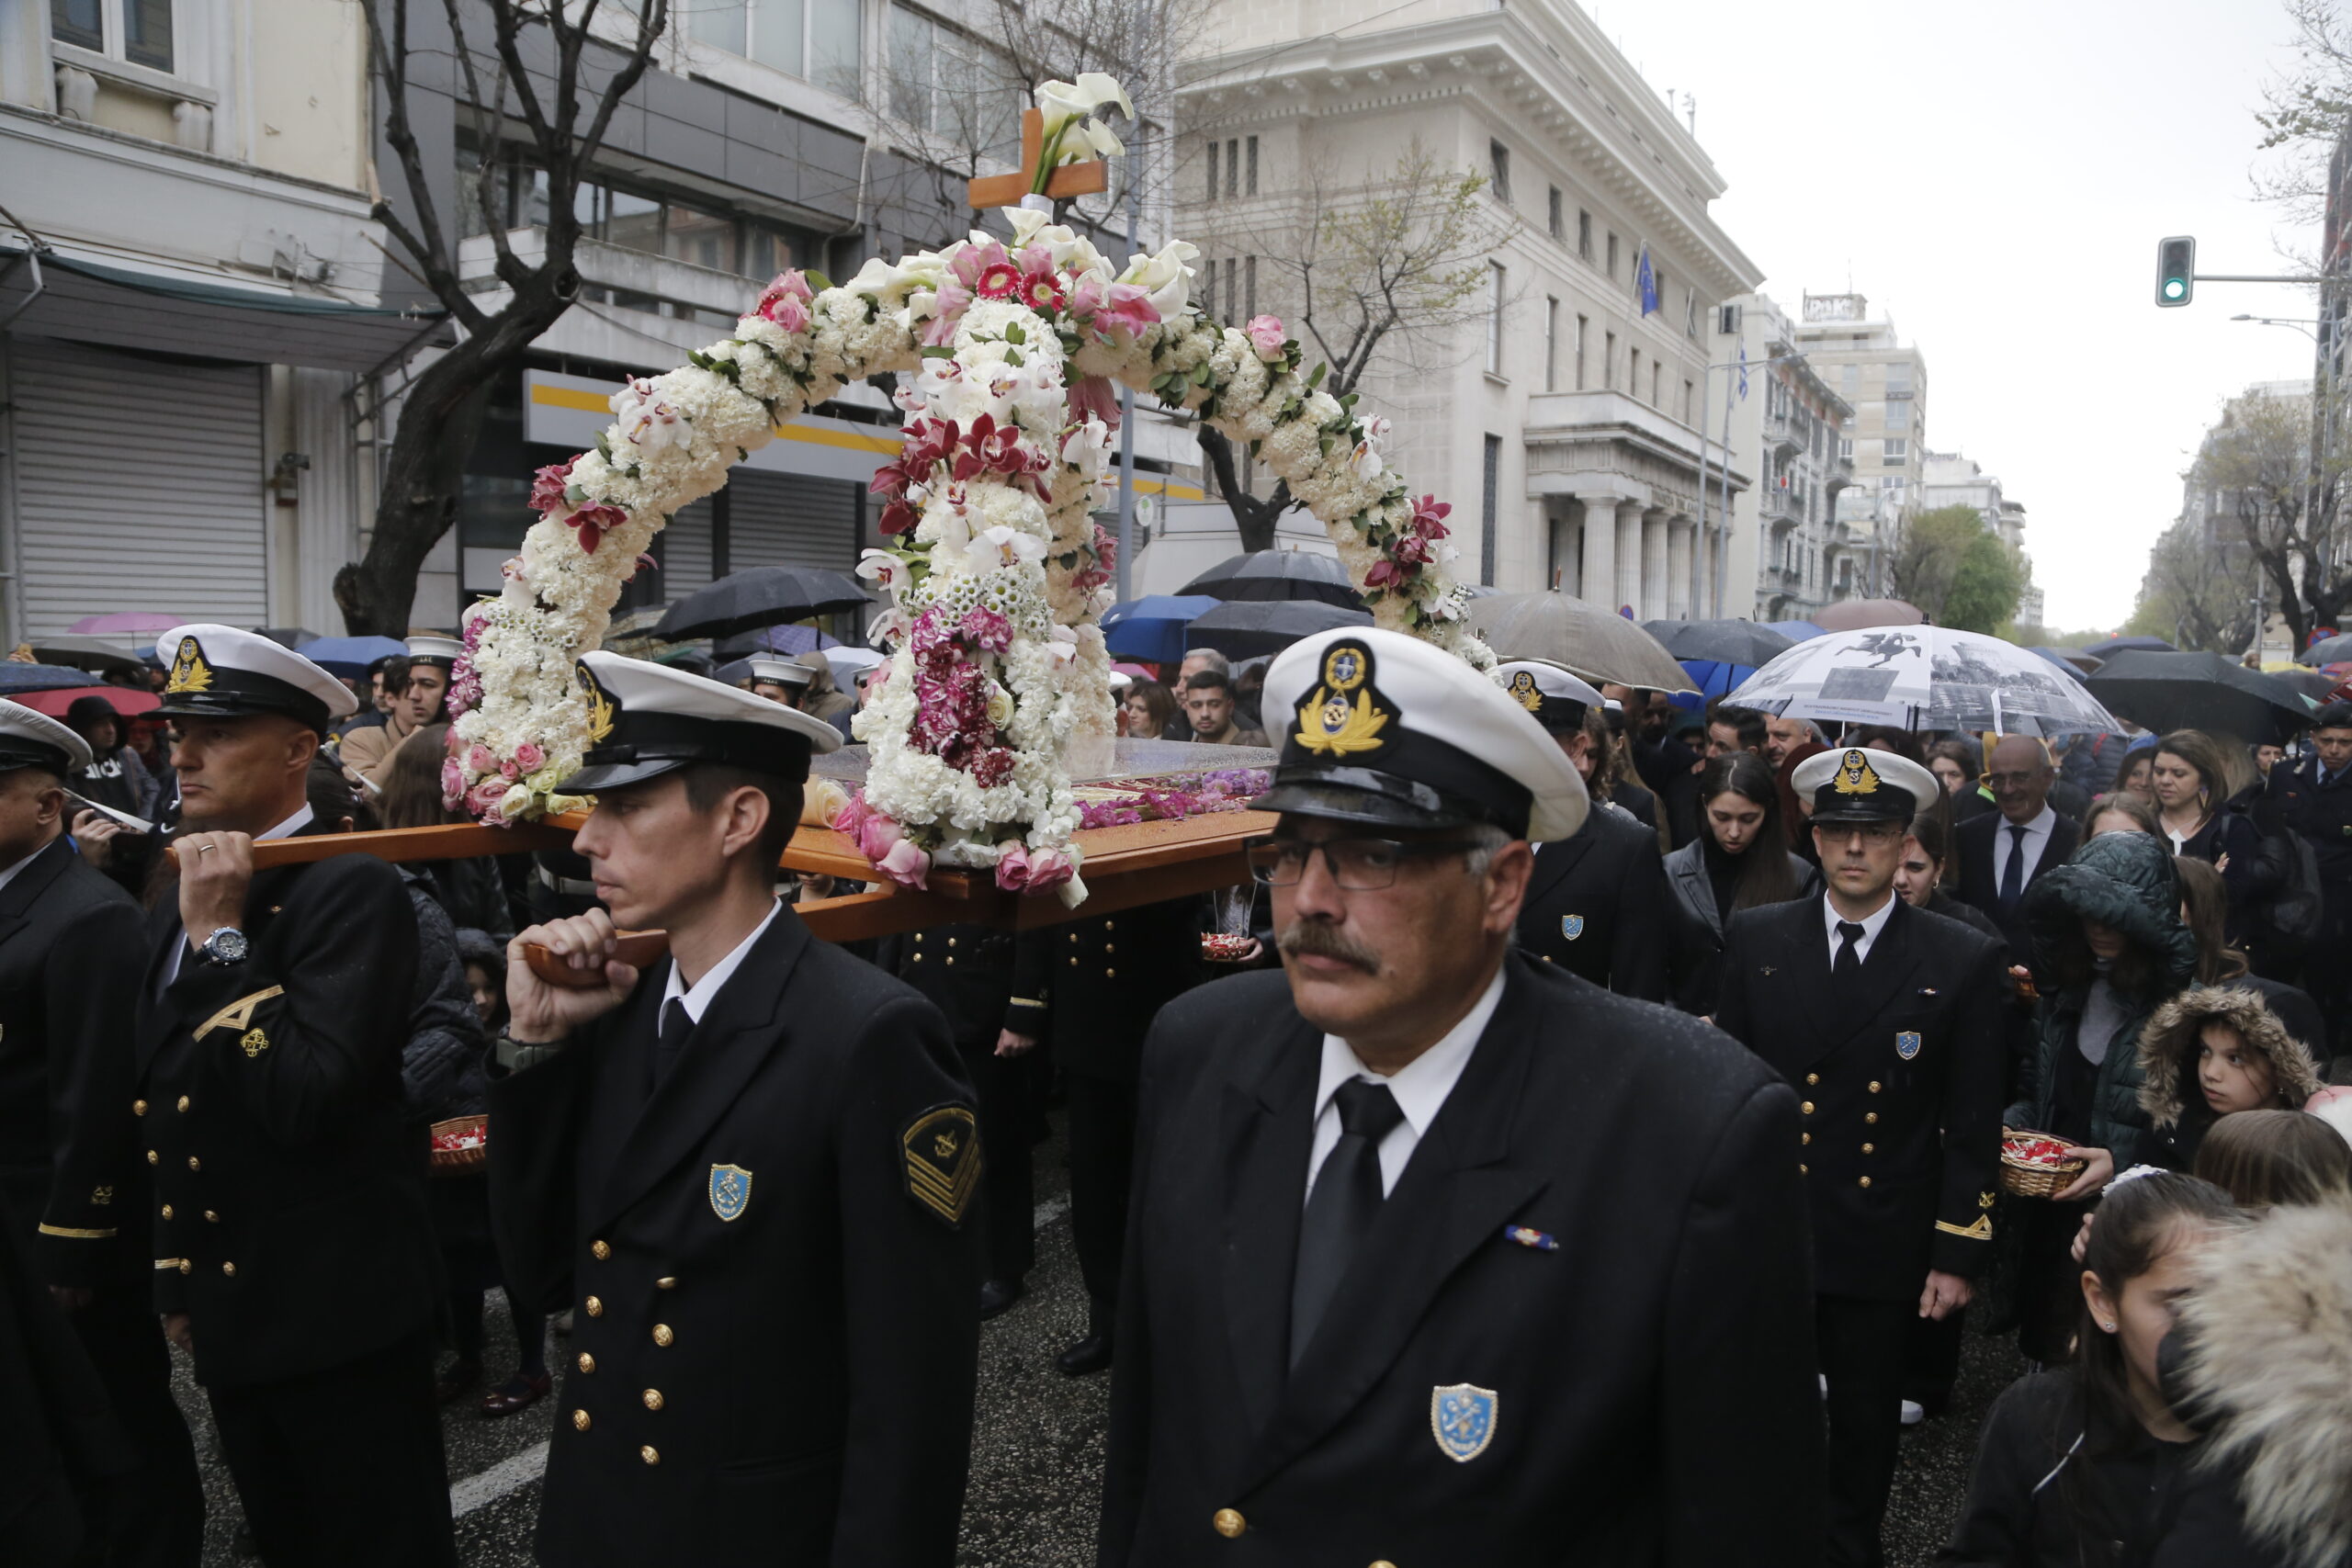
[1713,895,2007,1301]
[1012,897,1205,1081]
[0,837,148,1290]
[490,909,981,1568]
[131,827,432,1390]
[875,922,1046,1047]
[1952,809,2082,953]
[1513,801,1670,999]
[1099,959,1826,1568]
[2269,753,2352,890]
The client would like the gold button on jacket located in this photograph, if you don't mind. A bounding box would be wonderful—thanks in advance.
[651,1324,674,1348]
[584,1296,603,1317]
[1213,1508,1246,1539]
[641,1389,664,1411]
[591,1239,612,1260]
[639,1446,660,1466]
[577,1352,595,1374]
[571,1408,591,1431]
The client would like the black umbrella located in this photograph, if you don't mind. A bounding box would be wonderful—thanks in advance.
[251,626,322,649]
[1640,618,1796,668]
[1184,599,1372,660]
[2083,634,2176,660]
[2298,633,2352,666]
[27,635,148,676]
[1178,551,1362,610]
[651,567,871,642]
[2084,650,2317,745]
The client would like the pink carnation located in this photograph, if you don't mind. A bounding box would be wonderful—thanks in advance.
[1245,314,1287,359]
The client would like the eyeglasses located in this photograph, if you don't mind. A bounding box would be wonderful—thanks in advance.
[1815,821,1907,845]
[1980,771,2049,790]
[1246,835,1484,890]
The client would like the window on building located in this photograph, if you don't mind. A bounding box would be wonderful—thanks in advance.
[1544,297,1559,392]
[1489,141,1511,203]
[1577,209,1593,263]
[1884,400,1912,432]
[1205,138,1218,199]
[1603,330,1616,389]
[1685,288,1698,338]
[1628,347,1640,400]
[1487,262,1507,376]
[1481,434,1502,585]
[1224,258,1237,322]
[1548,186,1563,241]
[1682,378,1694,423]
[663,199,738,273]
[1606,232,1619,280]
[1244,254,1256,320]
[1575,314,1589,390]
[51,0,172,70]
[1227,139,1239,197]
[1882,438,1909,464]
[704,0,861,93]
[1839,436,1854,461]
[1841,364,1860,395]
[1246,135,1259,195]
[1651,361,1663,408]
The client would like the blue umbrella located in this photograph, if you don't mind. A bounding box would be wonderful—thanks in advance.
[2026,647,2093,684]
[299,635,407,675]
[1667,659,1760,712]
[1101,595,1221,664]
[0,662,109,693]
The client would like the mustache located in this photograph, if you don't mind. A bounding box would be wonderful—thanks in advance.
[1276,919,1383,974]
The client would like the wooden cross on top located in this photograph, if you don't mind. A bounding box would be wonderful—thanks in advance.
[967,107,1109,209]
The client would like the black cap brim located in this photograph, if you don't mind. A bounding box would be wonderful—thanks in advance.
[1253,766,1512,834]
[153,693,331,731]
[1809,793,1919,825]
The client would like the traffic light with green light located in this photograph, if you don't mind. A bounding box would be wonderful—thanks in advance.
[2156,236,2196,307]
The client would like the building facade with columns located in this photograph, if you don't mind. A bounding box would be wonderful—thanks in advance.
[1177,0,1759,619]
[1790,292,1928,599]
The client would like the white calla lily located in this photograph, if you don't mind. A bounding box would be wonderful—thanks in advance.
[1123,240,1200,320]
[1080,119,1125,159]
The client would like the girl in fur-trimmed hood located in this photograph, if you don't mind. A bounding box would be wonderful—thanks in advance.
[2138,987,2325,1171]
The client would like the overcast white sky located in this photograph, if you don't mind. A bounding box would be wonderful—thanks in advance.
[1593,0,2319,633]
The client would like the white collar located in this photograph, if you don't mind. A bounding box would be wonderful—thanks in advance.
[1314,964,1507,1140]
[1823,886,1898,946]
[1999,803,2057,839]
[661,899,783,1025]
[257,803,314,841]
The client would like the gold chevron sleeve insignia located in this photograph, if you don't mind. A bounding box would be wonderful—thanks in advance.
[194,987,286,1041]
[1935,1213,1994,1241]
[900,1104,982,1227]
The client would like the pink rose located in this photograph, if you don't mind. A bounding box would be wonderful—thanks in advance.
[877,838,932,890]
[467,779,509,815]
[514,741,546,773]
[855,815,899,865]
[993,840,1032,890]
[1021,847,1075,894]
[467,744,497,773]
[1245,314,1287,359]
[440,759,466,808]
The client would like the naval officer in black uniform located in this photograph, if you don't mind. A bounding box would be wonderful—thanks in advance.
[877,920,1046,1315]
[1495,660,1671,998]
[0,699,203,1567]
[1713,746,2007,1568]
[131,625,451,1568]
[1100,627,1824,1568]
[491,651,981,1567]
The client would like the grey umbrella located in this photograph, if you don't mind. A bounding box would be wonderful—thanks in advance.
[27,635,148,677]
[2298,633,2352,667]
[1640,618,1796,668]
[1466,590,1696,692]
[1178,551,1361,610]
[651,567,872,642]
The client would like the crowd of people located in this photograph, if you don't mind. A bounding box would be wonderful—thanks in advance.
[4,618,2352,1568]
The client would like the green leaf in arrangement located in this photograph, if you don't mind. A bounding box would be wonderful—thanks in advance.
[1305,363,1328,391]
[803,270,833,291]
[1004,323,1025,344]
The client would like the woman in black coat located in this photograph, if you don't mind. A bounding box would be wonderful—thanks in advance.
[1664,752,1820,1014]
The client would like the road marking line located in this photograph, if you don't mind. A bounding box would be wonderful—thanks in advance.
[450,1441,548,1517]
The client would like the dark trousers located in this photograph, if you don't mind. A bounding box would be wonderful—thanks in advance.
[74,1293,204,1568]
[207,1334,455,1568]
[2305,891,2352,1063]
[1815,1293,1912,1568]
[960,1039,1036,1284]
[1065,1072,1138,1329]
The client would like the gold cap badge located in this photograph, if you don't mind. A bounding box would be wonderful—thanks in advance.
[1505,670,1543,713]
[1294,641,1392,758]
[165,637,213,695]
[1834,749,1882,795]
[578,662,616,745]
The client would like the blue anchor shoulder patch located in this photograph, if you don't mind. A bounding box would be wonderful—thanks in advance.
[1430,1382,1498,1462]
[1560,914,1585,942]
[708,1163,753,1222]
[1895,1031,1922,1061]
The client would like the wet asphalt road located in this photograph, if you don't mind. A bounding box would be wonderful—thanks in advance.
[172,1110,2016,1567]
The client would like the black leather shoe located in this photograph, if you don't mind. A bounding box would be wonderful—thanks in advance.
[978,1278,1026,1321]
[1055,1332,1114,1377]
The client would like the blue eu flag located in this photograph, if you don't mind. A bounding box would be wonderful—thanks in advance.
[1636,243,1659,317]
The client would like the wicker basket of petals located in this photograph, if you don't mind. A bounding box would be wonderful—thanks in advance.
[1999,1128,2086,1200]
[428,1114,488,1177]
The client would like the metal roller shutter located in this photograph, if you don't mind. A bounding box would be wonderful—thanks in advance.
[661,497,715,599]
[729,469,859,571]
[11,338,268,637]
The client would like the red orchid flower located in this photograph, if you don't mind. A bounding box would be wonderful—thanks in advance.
[567,502,626,555]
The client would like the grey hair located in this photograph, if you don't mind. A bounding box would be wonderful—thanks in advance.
[1182,647,1230,673]
[1460,821,1512,876]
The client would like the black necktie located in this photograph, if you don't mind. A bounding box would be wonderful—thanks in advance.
[1291,1078,1406,1367]
[652,998,694,1087]
[1833,921,1865,988]
[1998,823,2028,908]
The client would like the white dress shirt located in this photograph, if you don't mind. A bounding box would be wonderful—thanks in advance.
[1305,964,1507,1204]
[1822,886,1899,965]
[160,803,315,989]
[1993,803,2059,887]
[661,898,784,1025]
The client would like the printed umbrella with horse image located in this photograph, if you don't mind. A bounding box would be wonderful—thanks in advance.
[1724,625,2122,738]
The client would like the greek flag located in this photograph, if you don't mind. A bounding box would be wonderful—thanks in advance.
[1737,340,1749,400]
[1636,243,1659,316]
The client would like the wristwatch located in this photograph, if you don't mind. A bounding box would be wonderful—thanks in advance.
[195,927,250,966]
